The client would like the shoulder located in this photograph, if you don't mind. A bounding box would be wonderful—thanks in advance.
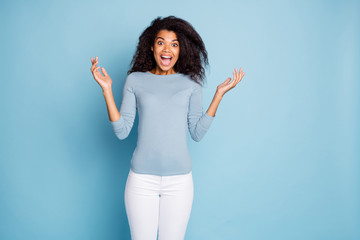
[125,71,147,86]
[126,71,147,81]
[178,74,202,90]
[187,78,203,93]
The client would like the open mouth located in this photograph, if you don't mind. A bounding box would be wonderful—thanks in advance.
[160,55,172,66]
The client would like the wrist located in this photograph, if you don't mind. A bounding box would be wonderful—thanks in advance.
[215,91,223,99]
[102,87,113,95]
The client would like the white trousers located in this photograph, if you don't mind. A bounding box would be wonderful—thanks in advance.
[124,169,194,240]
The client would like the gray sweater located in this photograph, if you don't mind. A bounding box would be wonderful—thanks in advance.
[110,71,214,176]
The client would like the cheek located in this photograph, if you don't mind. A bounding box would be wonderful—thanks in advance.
[154,50,161,59]
[175,49,180,58]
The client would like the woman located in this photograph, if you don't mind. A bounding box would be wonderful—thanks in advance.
[90,16,245,240]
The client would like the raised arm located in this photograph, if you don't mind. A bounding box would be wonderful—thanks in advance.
[206,67,246,117]
[91,56,120,121]
[187,67,246,142]
[109,75,136,140]
[90,56,136,140]
[187,83,215,142]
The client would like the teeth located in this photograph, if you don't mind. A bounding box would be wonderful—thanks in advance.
[161,56,171,59]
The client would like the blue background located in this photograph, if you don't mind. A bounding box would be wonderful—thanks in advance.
[1,0,359,239]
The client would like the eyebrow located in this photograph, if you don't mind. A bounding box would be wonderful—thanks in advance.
[155,37,178,42]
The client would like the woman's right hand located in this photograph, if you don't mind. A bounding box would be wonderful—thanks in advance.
[90,56,112,91]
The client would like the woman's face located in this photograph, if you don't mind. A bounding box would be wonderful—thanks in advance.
[151,29,180,75]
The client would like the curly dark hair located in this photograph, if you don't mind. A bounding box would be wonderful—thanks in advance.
[128,16,209,86]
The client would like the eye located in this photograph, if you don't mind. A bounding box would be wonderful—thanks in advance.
[172,43,179,47]
[157,41,164,45]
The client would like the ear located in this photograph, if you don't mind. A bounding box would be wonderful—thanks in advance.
[151,46,153,52]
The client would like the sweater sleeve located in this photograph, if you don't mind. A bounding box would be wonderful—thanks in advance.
[110,75,136,140]
[187,83,214,142]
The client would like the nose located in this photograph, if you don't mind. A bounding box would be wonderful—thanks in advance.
[163,43,170,52]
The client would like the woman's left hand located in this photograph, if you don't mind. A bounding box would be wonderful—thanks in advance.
[216,68,245,97]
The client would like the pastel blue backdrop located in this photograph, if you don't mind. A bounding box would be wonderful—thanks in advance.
[1,0,359,239]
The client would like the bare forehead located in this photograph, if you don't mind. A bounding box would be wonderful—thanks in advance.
[155,30,178,41]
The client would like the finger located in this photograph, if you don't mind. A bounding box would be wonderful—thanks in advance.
[91,63,98,72]
[233,70,237,84]
[235,67,241,82]
[219,78,230,89]
[92,59,99,70]
[101,67,108,76]
[224,77,231,84]
[235,68,239,82]
[91,57,97,66]
[239,72,245,83]
[241,72,246,79]
[93,66,100,73]
[218,77,231,87]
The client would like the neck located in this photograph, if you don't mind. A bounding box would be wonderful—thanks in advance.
[150,66,176,75]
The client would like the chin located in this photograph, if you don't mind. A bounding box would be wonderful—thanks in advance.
[158,64,175,72]
[161,66,173,71]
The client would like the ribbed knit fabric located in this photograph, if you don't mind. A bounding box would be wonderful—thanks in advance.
[110,71,214,176]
